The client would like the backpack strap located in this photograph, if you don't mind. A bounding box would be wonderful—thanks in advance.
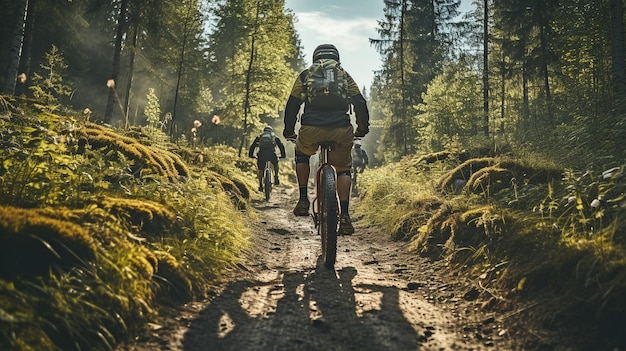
[299,69,309,101]
[299,69,308,83]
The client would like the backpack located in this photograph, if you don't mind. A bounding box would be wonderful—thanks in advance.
[258,131,276,150]
[303,59,350,109]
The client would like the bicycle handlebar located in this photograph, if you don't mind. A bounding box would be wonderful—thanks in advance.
[285,136,362,143]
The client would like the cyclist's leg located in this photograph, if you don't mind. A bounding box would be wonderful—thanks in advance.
[292,126,324,216]
[353,162,364,174]
[327,125,354,202]
[271,153,279,184]
[292,152,311,216]
[257,155,266,191]
[327,126,355,234]
[335,167,351,201]
[295,157,309,186]
[336,166,354,235]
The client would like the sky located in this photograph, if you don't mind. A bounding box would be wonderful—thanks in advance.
[284,0,473,92]
[284,0,384,91]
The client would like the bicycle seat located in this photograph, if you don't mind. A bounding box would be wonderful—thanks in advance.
[318,141,336,150]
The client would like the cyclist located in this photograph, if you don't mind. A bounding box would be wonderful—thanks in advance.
[248,126,286,191]
[283,43,370,235]
[351,141,369,174]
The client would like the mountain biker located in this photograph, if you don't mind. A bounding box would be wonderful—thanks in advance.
[248,126,286,191]
[351,141,369,174]
[283,43,370,235]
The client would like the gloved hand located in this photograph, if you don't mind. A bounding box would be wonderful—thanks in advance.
[354,129,368,138]
[283,131,297,140]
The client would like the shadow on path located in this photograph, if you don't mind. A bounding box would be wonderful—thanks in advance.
[182,260,421,351]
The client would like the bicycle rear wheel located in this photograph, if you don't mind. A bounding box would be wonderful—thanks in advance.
[263,163,272,201]
[319,165,338,269]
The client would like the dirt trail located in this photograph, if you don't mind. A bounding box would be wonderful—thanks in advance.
[120,186,522,351]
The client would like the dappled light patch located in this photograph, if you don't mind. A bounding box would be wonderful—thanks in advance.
[238,283,284,318]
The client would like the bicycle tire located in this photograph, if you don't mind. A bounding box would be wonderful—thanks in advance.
[320,165,338,269]
[263,164,272,201]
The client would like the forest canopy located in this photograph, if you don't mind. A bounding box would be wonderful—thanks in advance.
[0,0,304,155]
[1,0,625,168]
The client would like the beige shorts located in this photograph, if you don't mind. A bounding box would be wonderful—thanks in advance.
[296,125,354,168]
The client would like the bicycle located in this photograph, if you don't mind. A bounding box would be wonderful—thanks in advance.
[311,141,339,269]
[262,160,274,201]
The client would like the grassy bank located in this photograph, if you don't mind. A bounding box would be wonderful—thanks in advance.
[353,150,626,349]
[0,99,257,350]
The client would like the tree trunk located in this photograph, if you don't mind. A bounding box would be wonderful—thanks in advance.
[522,58,530,138]
[104,0,128,124]
[2,0,29,95]
[16,0,36,97]
[123,15,139,128]
[536,1,552,122]
[500,49,505,134]
[238,0,260,158]
[400,0,407,155]
[610,0,626,103]
[482,0,489,137]
[169,1,195,137]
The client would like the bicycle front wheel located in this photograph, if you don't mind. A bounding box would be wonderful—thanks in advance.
[263,164,272,201]
[319,165,338,269]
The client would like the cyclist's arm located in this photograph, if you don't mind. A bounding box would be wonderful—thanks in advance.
[283,73,305,138]
[345,72,370,137]
[275,137,287,158]
[248,137,259,158]
[352,94,369,137]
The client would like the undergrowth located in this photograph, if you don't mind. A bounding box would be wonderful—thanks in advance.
[0,100,255,350]
[354,150,626,348]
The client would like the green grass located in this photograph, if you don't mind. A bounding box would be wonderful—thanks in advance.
[0,102,254,350]
[354,151,626,347]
